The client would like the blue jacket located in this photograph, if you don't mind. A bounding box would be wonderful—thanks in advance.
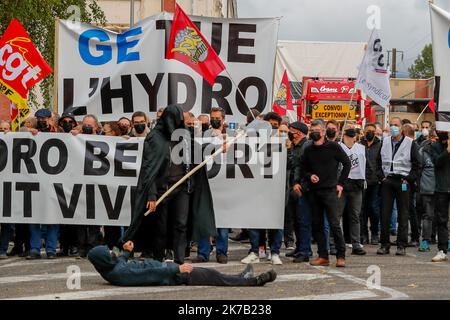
[88,246,181,286]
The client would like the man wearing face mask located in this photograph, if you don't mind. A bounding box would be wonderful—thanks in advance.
[300,119,351,267]
[72,114,102,257]
[58,112,77,133]
[130,111,150,138]
[26,108,59,259]
[263,112,282,131]
[198,115,210,133]
[195,106,230,264]
[325,120,340,142]
[377,117,419,256]
[430,131,450,262]
[360,123,383,245]
[118,117,132,136]
[337,123,367,255]
[416,120,432,145]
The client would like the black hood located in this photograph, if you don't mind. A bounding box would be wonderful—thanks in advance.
[154,105,185,139]
[87,245,117,273]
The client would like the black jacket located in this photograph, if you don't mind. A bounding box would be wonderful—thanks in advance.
[298,140,351,191]
[432,140,450,193]
[287,137,310,187]
[360,137,383,186]
[120,105,217,245]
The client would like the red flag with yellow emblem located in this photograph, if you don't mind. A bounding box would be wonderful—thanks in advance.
[0,19,52,110]
[167,4,225,85]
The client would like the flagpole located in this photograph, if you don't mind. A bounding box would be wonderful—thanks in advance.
[340,28,376,140]
[416,103,429,122]
[223,69,256,121]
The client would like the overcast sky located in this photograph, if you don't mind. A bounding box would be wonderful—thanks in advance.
[237,0,450,77]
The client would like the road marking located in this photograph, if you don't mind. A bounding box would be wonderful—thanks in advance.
[0,272,98,284]
[276,273,331,282]
[0,258,81,269]
[311,266,409,300]
[271,290,378,300]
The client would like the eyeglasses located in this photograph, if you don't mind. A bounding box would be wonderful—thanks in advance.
[62,120,74,125]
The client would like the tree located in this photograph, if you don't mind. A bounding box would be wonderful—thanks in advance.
[0,0,106,109]
[408,44,434,79]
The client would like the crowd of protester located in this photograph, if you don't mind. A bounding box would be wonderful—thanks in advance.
[0,106,449,269]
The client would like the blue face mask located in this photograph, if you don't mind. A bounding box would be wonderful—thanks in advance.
[415,131,421,140]
[390,126,400,137]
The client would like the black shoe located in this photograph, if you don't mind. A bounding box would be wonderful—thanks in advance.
[407,241,419,248]
[361,236,369,245]
[239,264,254,278]
[18,250,29,258]
[192,256,208,263]
[216,255,228,264]
[352,247,367,255]
[7,247,22,257]
[377,247,390,255]
[47,253,56,259]
[69,247,79,257]
[370,235,380,245]
[26,254,42,260]
[390,230,397,236]
[395,247,406,256]
[285,249,298,258]
[256,270,277,286]
[293,255,309,263]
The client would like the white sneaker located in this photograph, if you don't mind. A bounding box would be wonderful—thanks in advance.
[271,254,283,265]
[432,250,448,262]
[241,252,260,264]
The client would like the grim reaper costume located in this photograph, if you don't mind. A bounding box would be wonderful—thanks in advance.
[120,105,216,264]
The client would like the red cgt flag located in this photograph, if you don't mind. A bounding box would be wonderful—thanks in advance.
[272,70,293,116]
[167,4,225,85]
[0,19,52,109]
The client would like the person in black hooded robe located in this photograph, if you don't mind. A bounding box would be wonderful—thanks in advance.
[120,105,216,264]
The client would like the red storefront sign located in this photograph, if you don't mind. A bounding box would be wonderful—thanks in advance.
[305,80,360,101]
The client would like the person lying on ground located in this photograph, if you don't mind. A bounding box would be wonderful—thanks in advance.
[88,240,277,287]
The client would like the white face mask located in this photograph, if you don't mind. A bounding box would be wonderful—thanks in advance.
[421,128,429,137]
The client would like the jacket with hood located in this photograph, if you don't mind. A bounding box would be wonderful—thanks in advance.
[120,105,217,246]
[432,139,450,193]
[360,136,383,186]
[418,140,436,195]
[88,246,181,286]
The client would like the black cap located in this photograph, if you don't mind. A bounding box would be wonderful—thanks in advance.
[289,121,308,135]
[35,108,52,118]
[58,112,77,126]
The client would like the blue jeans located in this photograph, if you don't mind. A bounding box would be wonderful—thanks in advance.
[29,224,59,255]
[198,228,229,260]
[249,229,283,255]
[391,201,398,232]
[295,195,312,257]
[0,224,14,255]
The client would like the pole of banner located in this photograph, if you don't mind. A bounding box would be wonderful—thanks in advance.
[223,68,256,121]
[144,130,246,216]
[340,28,376,140]
[416,103,429,122]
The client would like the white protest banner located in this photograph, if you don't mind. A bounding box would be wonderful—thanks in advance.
[355,29,391,108]
[0,133,143,226]
[56,13,279,124]
[430,3,450,132]
[0,134,286,229]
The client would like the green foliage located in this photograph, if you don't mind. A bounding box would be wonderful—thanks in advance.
[408,44,434,79]
[0,0,106,109]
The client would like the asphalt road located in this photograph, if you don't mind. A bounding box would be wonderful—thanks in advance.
[1,236,450,300]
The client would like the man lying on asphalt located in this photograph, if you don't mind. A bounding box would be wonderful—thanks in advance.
[88,241,276,287]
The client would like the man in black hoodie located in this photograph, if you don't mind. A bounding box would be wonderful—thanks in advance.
[88,241,276,287]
